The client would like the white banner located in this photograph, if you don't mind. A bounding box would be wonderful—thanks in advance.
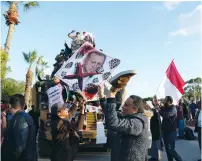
[47,84,64,109]
[85,105,100,113]
[96,122,107,144]
[55,42,120,100]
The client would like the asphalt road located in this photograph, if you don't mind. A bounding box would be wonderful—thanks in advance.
[38,138,201,161]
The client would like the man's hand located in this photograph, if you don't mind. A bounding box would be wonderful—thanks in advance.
[79,100,85,114]
[73,101,79,107]
[80,100,85,109]
[98,86,105,98]
[108,86,121,98]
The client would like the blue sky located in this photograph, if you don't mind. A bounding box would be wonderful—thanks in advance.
[1,1,201,98]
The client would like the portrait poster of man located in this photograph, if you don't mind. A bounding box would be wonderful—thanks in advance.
[55,42,120,100]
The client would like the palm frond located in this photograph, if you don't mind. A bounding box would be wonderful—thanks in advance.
[29,50,38,63]
[22,52,30,63]
[41,61,49,67]
[37,56,43,65]
[23,1,39,12]
[2,1,12,6]
[39,70,44,77]
[35,66,39,76]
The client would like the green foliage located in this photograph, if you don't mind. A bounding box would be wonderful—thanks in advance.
[22,50,38,68]
[35,56,49,78]
[2,78,25,96]
[24,1,39,11]
[0,48,11,79]
[3,1,39,12]
[183,77,201,101]
[186,77,201,84]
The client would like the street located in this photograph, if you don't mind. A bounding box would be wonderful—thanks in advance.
[39,138,201,161]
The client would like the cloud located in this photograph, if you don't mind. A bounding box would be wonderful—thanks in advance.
[163,1,182,10]
[170,4,201,36]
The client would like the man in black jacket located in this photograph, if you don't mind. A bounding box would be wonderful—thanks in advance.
[149,107,163,161]
[2,94,37,161]
[98,87,123,161]
[159,96,183,161]
[29,105,40,138]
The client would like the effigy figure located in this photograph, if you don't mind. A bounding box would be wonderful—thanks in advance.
[51,50,66,78]
[82,31,96,47]
[64,41,72,59]
[68,30,83,52]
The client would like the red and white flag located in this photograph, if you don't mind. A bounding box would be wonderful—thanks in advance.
[156,60,186,105]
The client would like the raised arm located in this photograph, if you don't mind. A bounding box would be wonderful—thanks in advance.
[67,102,79,119]
[104,98,144,136]
[77,101,85,130]
[97,86,107,110]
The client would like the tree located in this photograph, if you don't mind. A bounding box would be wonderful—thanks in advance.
[183,77,201,101]
[3,1,39,55]
[35,56,49,79]
[0,48,11,80]
[2,78,25,96]
[22,50,38,105]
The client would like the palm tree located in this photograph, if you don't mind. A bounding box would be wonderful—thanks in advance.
[3,1,39,54]
[22,50,37,105]
[35,56,49,79]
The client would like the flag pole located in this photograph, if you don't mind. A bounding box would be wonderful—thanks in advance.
[154,59,174,97]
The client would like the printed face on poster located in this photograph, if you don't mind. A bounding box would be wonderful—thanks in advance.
[55,42,120,100]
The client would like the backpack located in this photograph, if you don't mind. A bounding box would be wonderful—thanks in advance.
[184,127,195,140]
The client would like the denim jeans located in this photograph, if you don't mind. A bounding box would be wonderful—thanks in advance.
[148,140,162,160]
[178,120,184,138]
[198,127,201,150]
[163,130,182,161]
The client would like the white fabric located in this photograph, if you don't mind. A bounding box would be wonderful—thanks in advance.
[55,42,120,101]
[146,101,154,109]
[156,75,182,105]
[47,84,64,110]
[96,122,107,144]
[198,110,202,127]
[144,112,152,149]
[85,105,99,113]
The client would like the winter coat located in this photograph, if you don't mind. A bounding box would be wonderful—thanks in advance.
[182,103,189,120]
[100,98,122,161]
[159,105,178,133]
[50,104,84,161]
[104,98,149,161]
[177,105,184,120]
[2,110,37,161]
[150,108,162,141]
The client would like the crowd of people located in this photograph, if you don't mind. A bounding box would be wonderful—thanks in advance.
[1,24,201,161]
[1,82,201,161]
